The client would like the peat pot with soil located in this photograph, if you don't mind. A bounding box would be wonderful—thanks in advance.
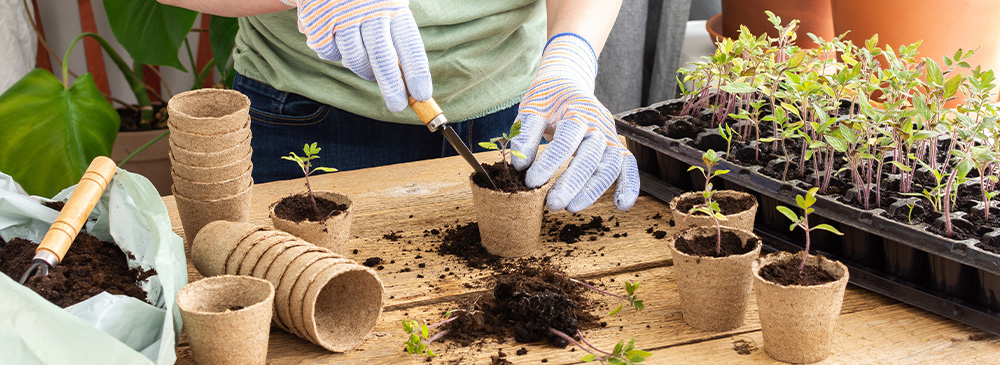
[470,122,552,257]
[616,11,1000,333]
[670,149,758,232]
[269,143,353,255]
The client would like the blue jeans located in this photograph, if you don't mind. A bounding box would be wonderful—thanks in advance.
[234,73,519,183]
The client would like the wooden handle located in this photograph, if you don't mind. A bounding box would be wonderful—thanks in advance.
[37,156,117,262]
[408,96,443,126]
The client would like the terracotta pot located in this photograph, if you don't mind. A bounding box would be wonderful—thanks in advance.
[721,0,834,48]
[832,0,1000,105]
[670,190,758,233]
[270,191,353,255]
[469,175,552,257]
[668,226,762,331]
[177,275,274,365]
[111,128,171,196]
[752,251,849,363]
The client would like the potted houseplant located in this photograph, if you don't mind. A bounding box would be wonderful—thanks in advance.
[470,121,552,257]
[269,143,353,255]
[0,0,239,197]
[669,149,758,232]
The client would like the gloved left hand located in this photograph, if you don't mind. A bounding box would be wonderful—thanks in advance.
[510,33,640,213]
[282,0,432,113]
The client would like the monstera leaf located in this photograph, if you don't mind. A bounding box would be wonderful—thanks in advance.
[103,0,198,70]
[0,69,120,197]
[209,15,240,74]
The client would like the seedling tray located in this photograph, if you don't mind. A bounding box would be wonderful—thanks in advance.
[621,99,1000,336]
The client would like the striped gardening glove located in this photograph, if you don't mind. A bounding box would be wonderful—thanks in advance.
[283,0,432,113]
[510,33,640,213]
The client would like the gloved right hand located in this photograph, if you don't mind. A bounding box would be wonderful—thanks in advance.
[280,0,432,113]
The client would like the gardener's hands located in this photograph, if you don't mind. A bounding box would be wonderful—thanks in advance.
[282,0,431,113]
[510,33,640,213]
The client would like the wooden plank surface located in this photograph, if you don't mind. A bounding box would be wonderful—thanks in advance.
[169,152,1000,364]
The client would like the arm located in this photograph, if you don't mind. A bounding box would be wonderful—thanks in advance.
[156,0,291,17]
[546,0,623,55]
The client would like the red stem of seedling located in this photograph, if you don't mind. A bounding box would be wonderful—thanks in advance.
[302,164,319,215]
[799,214,811,274]
[425,330,449,344]
[570,279,625,301]
[577,329,612,356]
[548,328,603,359]
[427,316,457,329]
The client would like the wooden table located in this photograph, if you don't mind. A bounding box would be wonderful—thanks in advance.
[168,153,1000,364]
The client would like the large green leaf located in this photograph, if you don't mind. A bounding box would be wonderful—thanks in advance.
[103,0,198,70]
[0,69,119,197]
[209,15,240,74]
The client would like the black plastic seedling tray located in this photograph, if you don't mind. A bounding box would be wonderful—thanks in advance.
[621,99,1000,336]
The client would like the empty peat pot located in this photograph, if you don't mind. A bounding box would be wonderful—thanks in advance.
[167,88,250,135]
[177,275,274,365]
[669,190,758,232]
[668,226,762,331]
[468,173,552,257]
[173,184,252,246]
[752,251,849,363]
[270,191,353,255]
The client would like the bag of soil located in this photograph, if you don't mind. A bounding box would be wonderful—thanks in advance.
[0,169,186,364]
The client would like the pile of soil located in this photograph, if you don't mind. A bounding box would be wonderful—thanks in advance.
[443,266,599,348]
[437,222,503,270]
[552,216,612,244]
[758,257,836,286]
[273,193,348,222]
[674,193,756,215]
[674,230,758,257]
[473,162,536,193]
[0,234,154,308]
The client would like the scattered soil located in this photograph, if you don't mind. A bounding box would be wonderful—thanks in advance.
[0,234,154,308]
[674,230,759,257]
[273,193,348,222]
[43,201,66,211]
[362,257,383,267]
[758,256,838,286]
[437,222,503,270]
[556,216,610,244]
[473,162,536,193]
[443,266,598,348]
[227,305,245,311]
[652,231,667,239]
[383,231,403,241]
[674,193,756,216]
[732,339,758,355]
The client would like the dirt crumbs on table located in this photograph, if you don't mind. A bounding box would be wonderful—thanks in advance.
[758,259,836,286]
[442,266,599,348]
[362,257,383,267]
[272,193,348,222]
[383,231,403,241]
[0,234,154,308]
[437,222,503,270]
[548,216,613,244]
[732,338,758,355]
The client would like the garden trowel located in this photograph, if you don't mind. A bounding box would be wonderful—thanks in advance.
[19,156,117,284]
[408,96,498,189]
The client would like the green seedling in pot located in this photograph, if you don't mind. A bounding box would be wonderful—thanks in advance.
[548,330,652,364]
[282,142,338,214]
[685,150,730,255]
[570,278,644,316]
[479,120,527,178]
[777,188,843,274]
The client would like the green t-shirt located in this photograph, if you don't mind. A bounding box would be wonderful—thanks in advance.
[233,0,545,125]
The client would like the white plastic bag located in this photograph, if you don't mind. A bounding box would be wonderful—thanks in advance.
[0,168,186,365]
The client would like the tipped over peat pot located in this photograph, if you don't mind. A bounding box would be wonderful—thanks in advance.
[617,97,1000,335]
[270,191,353,255]
[668,226,762,331]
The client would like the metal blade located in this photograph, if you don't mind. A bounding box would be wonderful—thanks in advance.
[440,125,498,189]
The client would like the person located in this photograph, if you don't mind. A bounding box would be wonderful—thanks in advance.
[159,0,639,213]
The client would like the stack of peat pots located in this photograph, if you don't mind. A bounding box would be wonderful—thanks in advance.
[168,89,254,247]
[191,221,384,352]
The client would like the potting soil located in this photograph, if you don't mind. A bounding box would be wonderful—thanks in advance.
[758,257,837,286]
[473,162,536,193]
[674,193,756,216]
[273,193,348,222]
[674,230,758,257]
[0,235,154,308]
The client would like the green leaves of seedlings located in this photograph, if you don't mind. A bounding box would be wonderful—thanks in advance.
[401,319,437,358]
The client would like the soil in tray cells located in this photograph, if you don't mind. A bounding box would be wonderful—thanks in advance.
[443,266,598,348]
[674,230,759,258]
[758,257,837,286]
[273,193,348,222]
[473,162,536,193]
[926,217,979,241]
[674,193,756,216]
[0,234,154,308]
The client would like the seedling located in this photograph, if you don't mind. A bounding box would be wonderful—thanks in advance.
[401,311,459,358]
[479,120,527,179]
[548,329,652,364]
[570,279,644,316]
[776,188,844,274]
[685,150,730,255]
[281,142,338,214]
